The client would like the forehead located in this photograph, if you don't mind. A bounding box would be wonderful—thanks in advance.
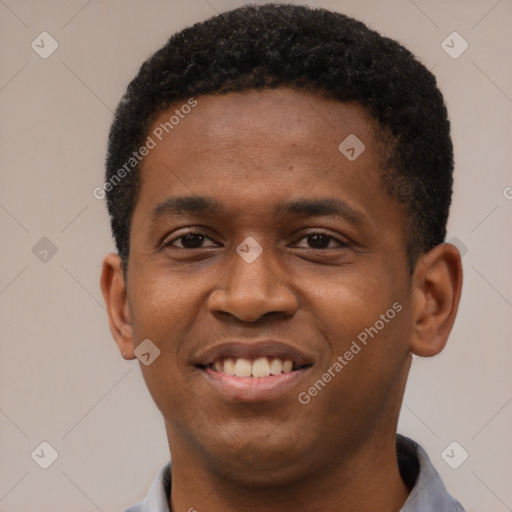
[150,88,379,155]
[133,88,401,233]
[139,88,384,193]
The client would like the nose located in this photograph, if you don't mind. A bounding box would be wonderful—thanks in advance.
[207,244,299,323]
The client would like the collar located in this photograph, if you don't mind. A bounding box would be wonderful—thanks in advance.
[397,435,465,511]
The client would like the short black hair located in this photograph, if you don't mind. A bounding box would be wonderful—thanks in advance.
[105,3,453,274]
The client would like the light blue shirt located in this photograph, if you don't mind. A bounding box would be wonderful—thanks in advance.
[123,436,465,511]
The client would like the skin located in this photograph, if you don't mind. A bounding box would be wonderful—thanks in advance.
[101,88,463,512]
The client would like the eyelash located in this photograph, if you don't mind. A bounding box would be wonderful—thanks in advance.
[163,231,350,250]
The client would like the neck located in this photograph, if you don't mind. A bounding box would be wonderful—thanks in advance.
[166,427,410,512]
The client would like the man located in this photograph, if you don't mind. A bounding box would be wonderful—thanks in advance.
[100,4,464,511]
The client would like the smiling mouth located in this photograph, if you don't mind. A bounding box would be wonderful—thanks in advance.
[199,356,312,378]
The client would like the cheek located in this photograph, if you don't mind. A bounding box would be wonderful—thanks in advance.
[311,270,409,376]
[127,268,209,393]
[303,295,410,439]
[314,271,398,330]
[128,266,201,342]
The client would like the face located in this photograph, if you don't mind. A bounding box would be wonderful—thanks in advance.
[123,88,416,482]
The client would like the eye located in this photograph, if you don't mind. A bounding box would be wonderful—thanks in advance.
[162,231,349,250]
[293,232,350,250]
[164,232,218,249]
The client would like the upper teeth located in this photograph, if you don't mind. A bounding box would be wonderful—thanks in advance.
[213,357,294,377]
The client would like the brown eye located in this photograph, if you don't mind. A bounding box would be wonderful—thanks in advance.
[165,233,217,249]
[294,233,350,250]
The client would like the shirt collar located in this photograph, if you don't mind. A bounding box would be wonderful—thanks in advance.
[126,435,464,512]
[398,436,465,511]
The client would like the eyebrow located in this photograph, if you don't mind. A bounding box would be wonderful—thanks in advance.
[151,195,363,225]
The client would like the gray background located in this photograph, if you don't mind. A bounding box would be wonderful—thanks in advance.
[1,0,511,510]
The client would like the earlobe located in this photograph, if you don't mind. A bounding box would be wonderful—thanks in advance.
[100,253,136,360]
[409,243,463,357]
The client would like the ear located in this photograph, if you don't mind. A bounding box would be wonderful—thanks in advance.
[409,243,463,357]
[100,253,136,360]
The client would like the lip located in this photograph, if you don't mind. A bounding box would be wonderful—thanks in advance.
[193,339,315,367]
[193,339,315,402]
[201,365,312,402]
